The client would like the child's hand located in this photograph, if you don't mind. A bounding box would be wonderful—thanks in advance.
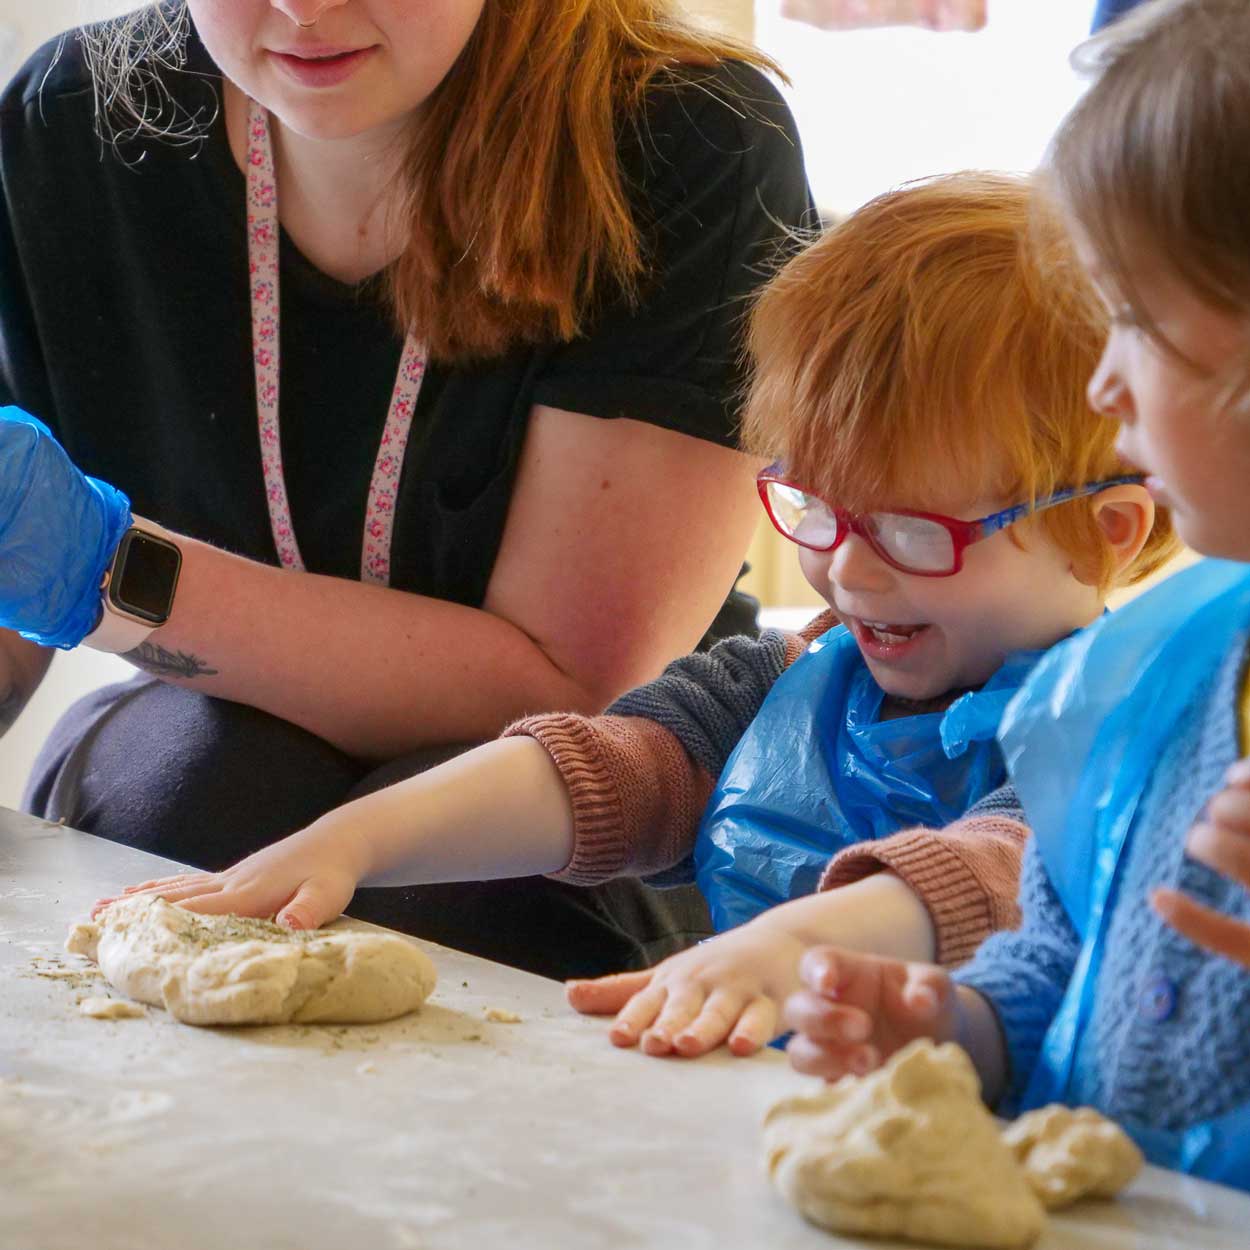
[565,921,808,1057]
[1153,757,1250,969]
[782,945,954,1081]
[92,819,372,930]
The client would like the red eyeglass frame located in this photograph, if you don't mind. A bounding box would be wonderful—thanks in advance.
[756,464,1144,578]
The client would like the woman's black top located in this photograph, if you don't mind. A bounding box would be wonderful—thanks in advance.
[0,24,813,608]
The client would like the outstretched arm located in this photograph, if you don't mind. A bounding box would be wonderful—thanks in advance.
[567,871,936,1057]
[99,736,575,929]
[566,790,1029,1059]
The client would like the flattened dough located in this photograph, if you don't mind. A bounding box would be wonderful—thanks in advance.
[1003,1105,1142,1209]
[66,896,437,1027]
[764,1040,1045,1249]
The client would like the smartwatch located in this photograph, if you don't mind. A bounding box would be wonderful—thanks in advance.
[82,519,182,654]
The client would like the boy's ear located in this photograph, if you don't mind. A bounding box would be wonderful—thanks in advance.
[1082,483,1156,584]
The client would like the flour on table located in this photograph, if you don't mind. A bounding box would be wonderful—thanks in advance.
[1003,1104,1142,1209]
[764,1040,1045,1249]
[66,896,437,1027]
[79,996,146,1020]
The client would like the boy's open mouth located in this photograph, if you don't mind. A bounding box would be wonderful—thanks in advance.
[860,619,928,646]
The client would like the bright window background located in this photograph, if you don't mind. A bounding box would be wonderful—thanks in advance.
[755,1,1095,216]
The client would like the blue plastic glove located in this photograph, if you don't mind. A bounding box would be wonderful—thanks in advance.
[0,406,132,649]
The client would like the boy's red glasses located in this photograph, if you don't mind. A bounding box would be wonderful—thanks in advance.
[756,464,1144,577]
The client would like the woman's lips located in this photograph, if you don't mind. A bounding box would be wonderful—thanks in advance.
[269,46,377,89]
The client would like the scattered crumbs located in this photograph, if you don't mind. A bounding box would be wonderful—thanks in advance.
[484,1007,521,1024]
[31,958,104,991]
[356,1061,379,1076]
[37,967,103,983]
[80,997,146,1020]
[461,980,469,988]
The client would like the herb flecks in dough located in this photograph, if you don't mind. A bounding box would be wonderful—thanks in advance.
[173,912,314,950]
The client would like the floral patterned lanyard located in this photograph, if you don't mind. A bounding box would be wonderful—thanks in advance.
[246,99,427,586]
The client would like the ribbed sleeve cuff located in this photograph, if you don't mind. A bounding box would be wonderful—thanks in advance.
[503,714,628,886]
[819,828,995,968]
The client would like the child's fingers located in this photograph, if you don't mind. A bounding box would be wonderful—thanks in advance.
[147,880,226,906]
[1152,887,1250,969]
[900,966,950,1021]
[1189,817,1250,890]
[781,989,872,1045]
[174,886,252,916]
[122,873,197,894]
[564,969,652,1016]
[796,945,845,995]
[1225,758,1250,788]
[785,1031,879,1082]
[640,984,707,1055]
[797,945,890,1014]
[607,982,666,1048]
[92,880,220,916]
[727,995,779,1057]
[671,987,749,1057]
[1205,786,1250,833]
[275,878,346,930]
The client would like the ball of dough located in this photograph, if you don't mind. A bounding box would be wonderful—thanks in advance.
[66,896,437,1027]
[1002,1105,1143,1209]
[763,1040,1045,1249]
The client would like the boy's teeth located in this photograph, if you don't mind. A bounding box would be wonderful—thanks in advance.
[863,620,923,644]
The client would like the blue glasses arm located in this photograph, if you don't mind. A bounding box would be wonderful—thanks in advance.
[977,474,1146,534]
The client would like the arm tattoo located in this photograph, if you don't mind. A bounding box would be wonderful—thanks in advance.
[124,642,220,680]
[0,685,23,736]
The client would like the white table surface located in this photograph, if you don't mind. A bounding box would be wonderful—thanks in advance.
[2,808,1248,1250]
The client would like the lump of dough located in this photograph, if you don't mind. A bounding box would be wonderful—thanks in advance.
[66,896,437,1027]
[763,1039,1045,1250]
[1002,1105,1142,1209]
[79,996,146,1019]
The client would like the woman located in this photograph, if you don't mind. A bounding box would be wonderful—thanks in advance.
[0,1,812,978]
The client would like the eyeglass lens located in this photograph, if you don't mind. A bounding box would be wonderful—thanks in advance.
[764,482,958,573]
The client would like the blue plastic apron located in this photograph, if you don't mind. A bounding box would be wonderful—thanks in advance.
[1001,559,1250,1186]
[693,624,1041,933]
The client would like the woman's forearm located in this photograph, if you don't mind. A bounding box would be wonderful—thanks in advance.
[308,736,575,885]
[119,536,600,758]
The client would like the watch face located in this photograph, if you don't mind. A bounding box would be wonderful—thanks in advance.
[110,531,181,624]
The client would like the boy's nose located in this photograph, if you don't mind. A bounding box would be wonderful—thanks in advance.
[827,532,895,594]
